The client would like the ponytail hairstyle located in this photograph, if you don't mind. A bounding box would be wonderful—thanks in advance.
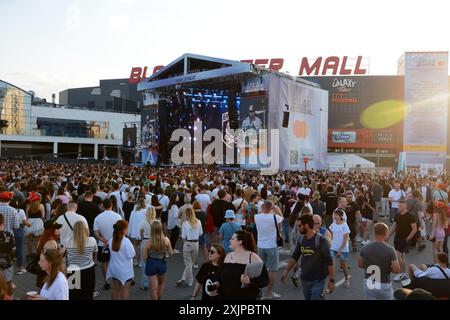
[112,220,128,252]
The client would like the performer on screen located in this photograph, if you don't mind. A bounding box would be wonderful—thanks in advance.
[241,105,263,133]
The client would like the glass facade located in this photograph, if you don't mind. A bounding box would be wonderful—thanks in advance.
[0,80,33,135]
[36,118,110,139]
[0,80,116,139]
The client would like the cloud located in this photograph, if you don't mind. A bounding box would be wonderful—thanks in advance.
[66,5,81,30]
[108,14,130,30]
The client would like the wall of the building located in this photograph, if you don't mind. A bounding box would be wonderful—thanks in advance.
[31,105,140,141]
[58,79,141,113]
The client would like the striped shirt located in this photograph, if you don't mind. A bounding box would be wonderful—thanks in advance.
[65,237,98,270]
[0,203,19,233]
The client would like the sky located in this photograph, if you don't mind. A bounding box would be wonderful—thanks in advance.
[1,0,449,102]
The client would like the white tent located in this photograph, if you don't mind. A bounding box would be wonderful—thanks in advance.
[327,154,375,171]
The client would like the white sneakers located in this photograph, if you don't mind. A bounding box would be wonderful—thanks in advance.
[173,249,180,254]
[393,273,409,282]
[16,267,27,275]
[262,292,282,300]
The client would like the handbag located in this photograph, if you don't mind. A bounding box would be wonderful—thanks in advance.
[26,253,40,275]
[102,241,111,261]
[273,215,283,247]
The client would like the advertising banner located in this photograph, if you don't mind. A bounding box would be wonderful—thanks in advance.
[306,76,404,149]
[403,52,448,166]
[332,131,356,143]
[268,74,328,170]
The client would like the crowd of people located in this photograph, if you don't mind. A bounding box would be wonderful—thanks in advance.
[0,160,449,300]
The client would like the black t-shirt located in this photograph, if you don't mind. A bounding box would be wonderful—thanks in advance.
[195,210,207,236]
[122,201,135,221]
[292,233,333,281]
[325,193,337,216]
[210,199,235,228]
[394,211,416,240]
[346,201,360,224]
[77,183,91,196]
[361,199,376,220]
[77,201,102,231]
[196,262,220,300]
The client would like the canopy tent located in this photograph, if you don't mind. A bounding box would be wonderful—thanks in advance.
[327,154,375,171]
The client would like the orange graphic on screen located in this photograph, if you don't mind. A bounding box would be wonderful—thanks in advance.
[293,120,308,138]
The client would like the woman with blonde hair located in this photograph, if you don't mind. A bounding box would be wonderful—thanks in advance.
[128,197,147,266]
[177,207,203,287]
[65,221,98,300]
[143,220,173,300]
[138,206,158,290]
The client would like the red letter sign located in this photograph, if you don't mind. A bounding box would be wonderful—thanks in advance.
[129,67,142,84]
[299,57,322,76]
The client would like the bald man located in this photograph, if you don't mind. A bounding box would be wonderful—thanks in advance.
[313,215,331,245]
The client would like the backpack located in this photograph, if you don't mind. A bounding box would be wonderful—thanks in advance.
[296,232,322,250]
[0,231,15,269]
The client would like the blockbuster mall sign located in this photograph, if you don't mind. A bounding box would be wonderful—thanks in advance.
[129,56,369,84]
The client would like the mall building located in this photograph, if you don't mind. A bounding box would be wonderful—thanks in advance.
[0,79,140,160]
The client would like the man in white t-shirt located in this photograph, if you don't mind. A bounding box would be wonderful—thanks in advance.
[388,181,405,223]
[211,181,222,199]
[298,181,312,197]
[254,200,283,300]
[195,186,211,212]
[93,198,122,290]
[55,201,89,246]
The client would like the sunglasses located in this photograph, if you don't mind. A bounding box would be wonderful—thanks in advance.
[209,250,217,254]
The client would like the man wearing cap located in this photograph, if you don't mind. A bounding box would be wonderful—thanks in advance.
[254,200,283,299]
[218,210,241,254]
[242,105,263,133]
[0,192,19,233]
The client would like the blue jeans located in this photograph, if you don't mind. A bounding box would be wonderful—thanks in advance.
[140,239,149,287]
[389,208,398,223]
[301,279,325,300]
[13,227,25,268]
[282,219,290,242]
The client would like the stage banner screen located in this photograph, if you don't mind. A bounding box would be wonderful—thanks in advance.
[403,52,449,166]
[141,104,158,165]
[267,75,328,170]
[123,127,137,148]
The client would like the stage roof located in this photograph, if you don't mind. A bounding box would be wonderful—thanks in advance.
[137,53,256,92]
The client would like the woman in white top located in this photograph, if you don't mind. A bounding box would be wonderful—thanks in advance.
[25,193,45,257]
[106,220,135,300]
[65,221,98,300]
[329,209,351,288]
[177,207,203,287]
[232,189,248,228]
[10,198,31,274]
[128,198,147,266]
[29,249,69,300]
[138,207,158,290]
